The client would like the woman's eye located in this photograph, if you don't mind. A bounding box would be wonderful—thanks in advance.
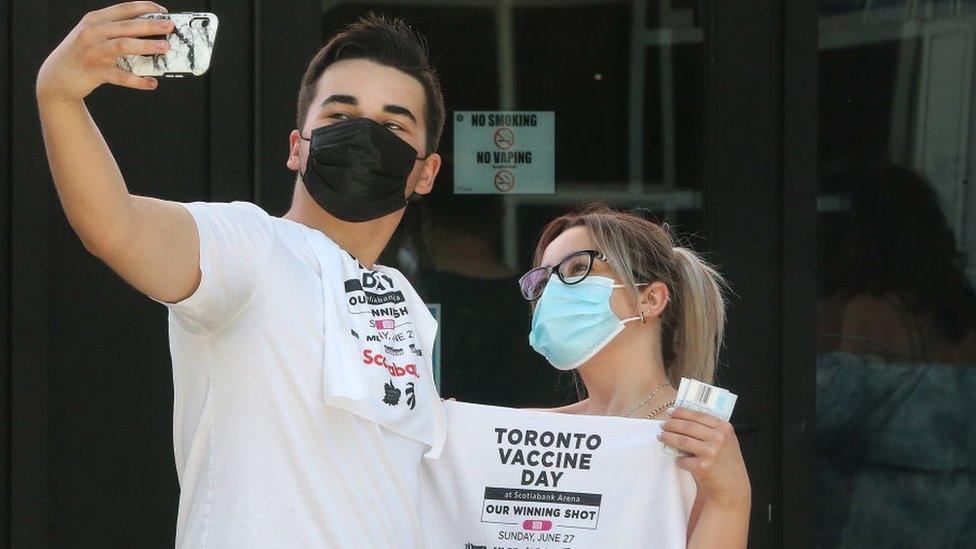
[384,122,404,131]
[329,112,351,120]
[567,262,587,274]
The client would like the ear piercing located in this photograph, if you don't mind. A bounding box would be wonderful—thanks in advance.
[641,292,671,323]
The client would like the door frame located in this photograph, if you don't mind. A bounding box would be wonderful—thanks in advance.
[703,0,816,547]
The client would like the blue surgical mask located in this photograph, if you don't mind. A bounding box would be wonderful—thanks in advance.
[528,276,642,370]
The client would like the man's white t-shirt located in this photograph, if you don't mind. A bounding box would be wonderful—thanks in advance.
[155,201,445,548]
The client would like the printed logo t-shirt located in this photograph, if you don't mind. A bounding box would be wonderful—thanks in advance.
[419,402,698,548]
[155,201,445,548]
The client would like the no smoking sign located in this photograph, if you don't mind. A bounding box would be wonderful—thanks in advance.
[453,111,554,195]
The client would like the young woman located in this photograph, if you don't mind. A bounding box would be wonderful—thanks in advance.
[519,205,751,547]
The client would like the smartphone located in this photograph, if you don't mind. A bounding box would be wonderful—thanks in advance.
[116,12,219,78]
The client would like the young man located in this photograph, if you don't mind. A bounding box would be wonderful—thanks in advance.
[36,2,446,546]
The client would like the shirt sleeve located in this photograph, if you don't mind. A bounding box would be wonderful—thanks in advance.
[152,201,276,335]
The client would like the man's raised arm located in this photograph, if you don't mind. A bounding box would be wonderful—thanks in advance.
[36,1,200,304]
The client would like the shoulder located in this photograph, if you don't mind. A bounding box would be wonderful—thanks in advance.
[842,293,894,314]
[843,292,925,320]
[182,200,271,219]
[535,400,587,414]
[376,263,407,280]
[179,201,277,240]
[226,201,270,217]
[840,294,904,331]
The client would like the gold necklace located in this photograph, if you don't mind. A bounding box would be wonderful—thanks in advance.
[645,399,676,420]
[623,381,671,418]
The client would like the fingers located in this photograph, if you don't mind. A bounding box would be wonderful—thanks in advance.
[667,406,723,429]
[98,17,175,40]
[660,410,738,463]
[675,456,701,473]
[662,417,714,442]
[96,37,170,58]
[105,68,158,91]
[85,2,167,25]
[658,430,709,457]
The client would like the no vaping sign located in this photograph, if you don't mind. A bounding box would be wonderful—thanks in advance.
[453,111,555,194]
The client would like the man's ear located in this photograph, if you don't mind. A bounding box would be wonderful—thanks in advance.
[639,281,671,319]
[286,129,303,172]
[413,153,442,195]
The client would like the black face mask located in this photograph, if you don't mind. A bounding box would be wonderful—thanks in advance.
[299,117,428,222]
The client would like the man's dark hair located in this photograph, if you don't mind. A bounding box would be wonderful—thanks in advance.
[295,13,445,155]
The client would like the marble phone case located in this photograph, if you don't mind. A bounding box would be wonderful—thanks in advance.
[116,12,218,77]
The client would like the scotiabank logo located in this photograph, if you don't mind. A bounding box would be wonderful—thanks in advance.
[363,349,420,379]
[523,519,553,531]
[372,319,395,330]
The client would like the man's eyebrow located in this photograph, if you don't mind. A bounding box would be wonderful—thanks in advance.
[383,104,417,123]
[320,94,358,108]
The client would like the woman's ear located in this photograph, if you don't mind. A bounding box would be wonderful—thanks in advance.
[638,281,671,320]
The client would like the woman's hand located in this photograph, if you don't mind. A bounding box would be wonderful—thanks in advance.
[658,406,751,508]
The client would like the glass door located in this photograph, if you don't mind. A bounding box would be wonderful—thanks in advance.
[320,0,706,407]
[817,1,976,545]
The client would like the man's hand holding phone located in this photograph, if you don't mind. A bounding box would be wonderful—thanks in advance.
[36,1,173,103]
[35,1,205,308]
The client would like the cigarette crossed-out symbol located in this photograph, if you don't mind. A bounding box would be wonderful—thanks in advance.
[494,170,515,192]
[493,127,515,150]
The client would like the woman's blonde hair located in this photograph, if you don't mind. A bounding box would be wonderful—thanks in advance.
[532,204,729,385]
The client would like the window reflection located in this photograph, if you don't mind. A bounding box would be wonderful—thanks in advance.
[819,166,976,364]
[417,195,561,406]
[817,2,976,545]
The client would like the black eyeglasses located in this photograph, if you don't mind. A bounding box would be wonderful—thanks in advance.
[518,250,608,301]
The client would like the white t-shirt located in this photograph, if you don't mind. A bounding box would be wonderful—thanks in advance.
[155,201,445,548]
